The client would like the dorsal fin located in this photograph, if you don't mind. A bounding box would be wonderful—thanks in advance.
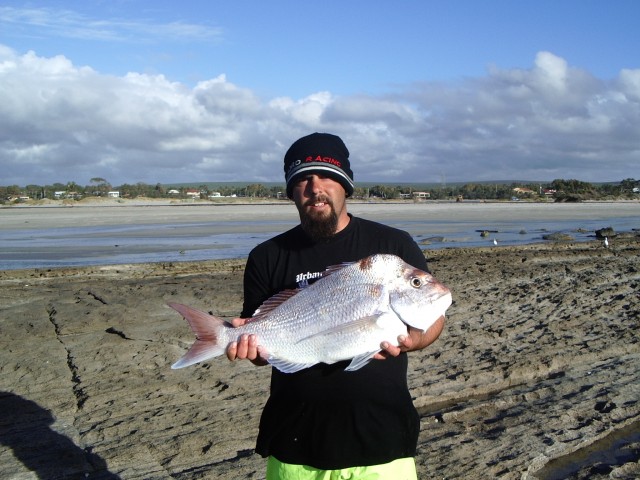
[251,289,301,320]
[323,261,355,276]
[250,261,357,321]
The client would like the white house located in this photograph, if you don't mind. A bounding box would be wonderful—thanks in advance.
[412,191,431,199]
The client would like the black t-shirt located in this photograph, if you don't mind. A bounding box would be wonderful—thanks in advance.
[241,215,429,469]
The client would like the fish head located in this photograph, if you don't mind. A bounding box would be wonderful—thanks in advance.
[388,265,452,332]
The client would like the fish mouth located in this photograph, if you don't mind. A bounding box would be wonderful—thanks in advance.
[438,291,453,311]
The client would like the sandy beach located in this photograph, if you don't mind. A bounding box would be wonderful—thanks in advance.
[3,198,640,231]
[1,202,639,479]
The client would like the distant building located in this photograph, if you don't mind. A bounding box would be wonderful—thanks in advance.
[7,195,30,202]
[108,191,120,198]
[412,191,431,199]
[53,191,81,199]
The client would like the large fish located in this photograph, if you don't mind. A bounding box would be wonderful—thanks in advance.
[170,253,452,373]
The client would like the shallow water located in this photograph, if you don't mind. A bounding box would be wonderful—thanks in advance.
[534,419,640,479]
[1,205,637,270]
[0,221,289,270]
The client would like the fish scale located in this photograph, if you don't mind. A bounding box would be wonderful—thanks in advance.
[170,254,452,373]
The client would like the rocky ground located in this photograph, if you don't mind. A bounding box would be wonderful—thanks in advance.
[1,236,639,479]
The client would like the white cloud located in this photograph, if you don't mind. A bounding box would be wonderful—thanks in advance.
[0,6,222,43]
[270,92,334,127]
[0,46,638,187]
[618,69,640,101]
[533,51,569,92]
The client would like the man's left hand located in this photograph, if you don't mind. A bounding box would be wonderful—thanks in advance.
[375,315,445,359]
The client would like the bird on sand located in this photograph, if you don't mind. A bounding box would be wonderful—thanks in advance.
[604,237,609,248]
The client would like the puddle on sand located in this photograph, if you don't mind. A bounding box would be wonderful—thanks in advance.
[534,419,640,479]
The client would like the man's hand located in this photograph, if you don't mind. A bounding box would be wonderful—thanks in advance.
[375,315,445,360]
[225,318,269,366]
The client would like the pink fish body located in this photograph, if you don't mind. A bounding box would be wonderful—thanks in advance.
[170,254,452,373]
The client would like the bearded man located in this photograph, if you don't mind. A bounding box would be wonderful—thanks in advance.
[226,132,445,480]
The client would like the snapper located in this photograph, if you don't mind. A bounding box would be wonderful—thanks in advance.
[170,254,452,373]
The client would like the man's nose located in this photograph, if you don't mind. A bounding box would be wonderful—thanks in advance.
[306,175,322,194]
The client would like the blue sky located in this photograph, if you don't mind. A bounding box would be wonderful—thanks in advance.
[1,1,639,187]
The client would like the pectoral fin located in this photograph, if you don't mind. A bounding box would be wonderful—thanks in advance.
[345,351,380,371]
[267,357,317,374]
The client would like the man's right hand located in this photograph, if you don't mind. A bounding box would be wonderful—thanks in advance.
[225,318,269,366]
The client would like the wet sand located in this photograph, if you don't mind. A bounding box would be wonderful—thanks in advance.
[1,202,639,479]
[3,198,640,232]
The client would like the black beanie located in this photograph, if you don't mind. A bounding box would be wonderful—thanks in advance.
[283,132,355,198]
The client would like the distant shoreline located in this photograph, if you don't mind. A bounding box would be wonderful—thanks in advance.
[2,198,639,231]
[4,197,640,207]
[1,198,638,272]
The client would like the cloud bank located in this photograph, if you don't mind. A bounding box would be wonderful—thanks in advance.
[1,46,638,186]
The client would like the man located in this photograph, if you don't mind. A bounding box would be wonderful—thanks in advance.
[227,132,445,479]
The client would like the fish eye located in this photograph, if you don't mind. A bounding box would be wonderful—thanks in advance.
[410,277,422,288]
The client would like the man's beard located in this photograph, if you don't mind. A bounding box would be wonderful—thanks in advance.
[300,201,339,242]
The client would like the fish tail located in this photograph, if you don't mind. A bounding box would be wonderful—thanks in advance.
[169,302,226,369]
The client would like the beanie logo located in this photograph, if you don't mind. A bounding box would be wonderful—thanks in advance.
[305,155,342,168]
[286,159,302,176]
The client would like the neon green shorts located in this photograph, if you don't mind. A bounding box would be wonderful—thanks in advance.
[266,456,418,480]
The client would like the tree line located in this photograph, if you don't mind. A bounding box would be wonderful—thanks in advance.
[2,177,639,203]
[359,178,640,201]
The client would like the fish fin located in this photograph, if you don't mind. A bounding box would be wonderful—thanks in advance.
[254,277,383,320]
[345,351,380,371]
[251,260,373,320]
[168,303,226,369]
[323,261,356,276]
[171,341,226,369]
[251,289,301,320]
[268,357,317,374]
[295,314,384,344]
